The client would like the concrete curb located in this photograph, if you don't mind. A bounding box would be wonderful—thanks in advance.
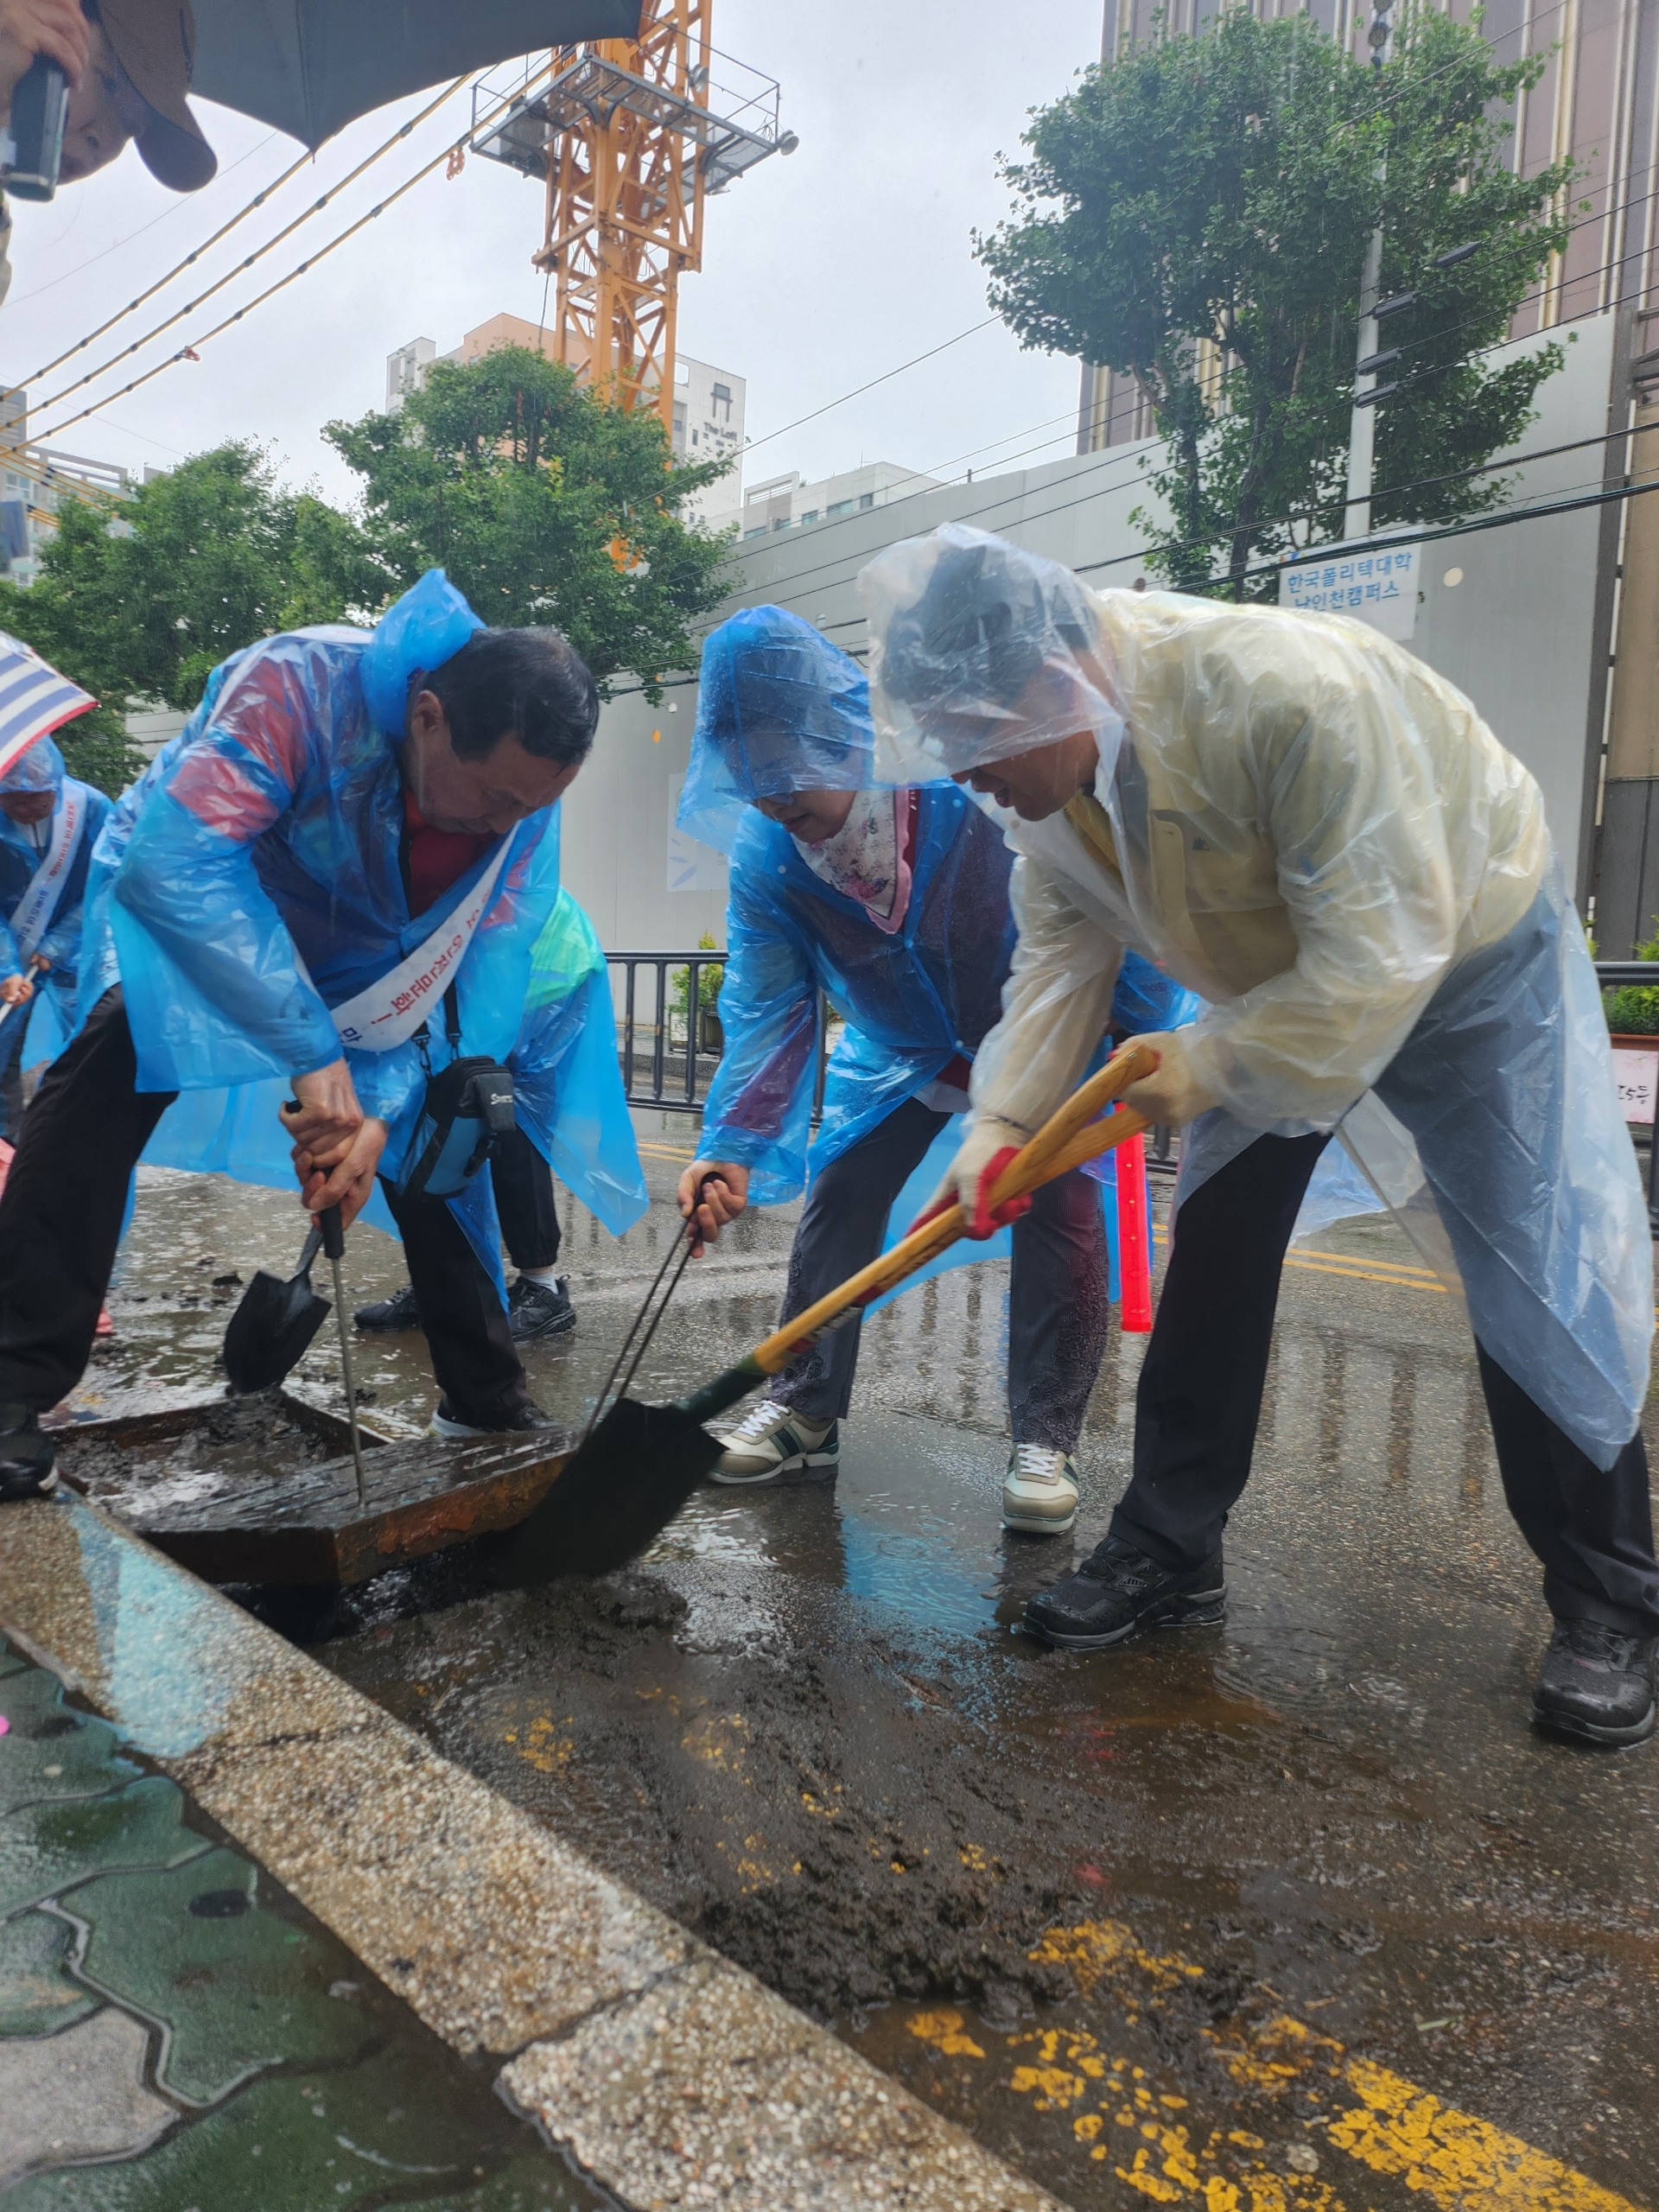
[0,1491,1070,2212]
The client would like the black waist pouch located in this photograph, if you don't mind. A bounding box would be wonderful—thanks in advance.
[393,984,517,1202]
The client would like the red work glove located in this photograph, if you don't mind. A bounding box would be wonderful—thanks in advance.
[906,1123,1035,1243]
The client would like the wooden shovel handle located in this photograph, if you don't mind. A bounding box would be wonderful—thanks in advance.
[750,1044,1160,1374]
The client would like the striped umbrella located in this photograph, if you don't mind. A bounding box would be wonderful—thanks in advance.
[0,632,97,782]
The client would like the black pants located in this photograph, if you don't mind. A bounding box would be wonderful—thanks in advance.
[0,998,26,1144]
[0,988,526,1425]
[769,1095,1110,1449]
[1109,1132,1659,1637]
[488,1123,561,1272]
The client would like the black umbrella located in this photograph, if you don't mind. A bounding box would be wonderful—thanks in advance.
[191,2,643,149]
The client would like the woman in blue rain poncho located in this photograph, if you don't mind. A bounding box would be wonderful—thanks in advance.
[351,884,648,1344]
[0,571,610,1500]
[861,522,1658,1748]
[676,604,1198,1540]
[0,734,112,1135]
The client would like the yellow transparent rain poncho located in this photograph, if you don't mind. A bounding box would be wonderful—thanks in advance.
[861,523,1652,1469]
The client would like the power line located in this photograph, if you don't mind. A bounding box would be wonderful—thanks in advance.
[748,276,1644,623]
[601,467,1659,699]
[6,130,283,306]
[739,319,1001,462]
[1087,469,1659,594]
[22,74,472,425]
[28,64,563,446]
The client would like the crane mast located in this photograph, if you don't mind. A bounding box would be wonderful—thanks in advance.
[472,4,791,434]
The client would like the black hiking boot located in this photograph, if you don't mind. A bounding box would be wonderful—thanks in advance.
[354,1284,423,1333]
[1532,1619,1656,1747]
[427,1397,563,1441]
[0,1405,57,1502]
[1023,1534,1225,1650]
[507,1274,576,1343]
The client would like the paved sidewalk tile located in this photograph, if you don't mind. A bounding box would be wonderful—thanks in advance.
[0,1637,607,2209]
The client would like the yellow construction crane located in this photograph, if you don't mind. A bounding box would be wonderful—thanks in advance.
[470,5,793,433]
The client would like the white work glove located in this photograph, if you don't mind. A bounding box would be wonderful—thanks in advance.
[909,1115,1035,1242]
[1116,1031,1218,1128]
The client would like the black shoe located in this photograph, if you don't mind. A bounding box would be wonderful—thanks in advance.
[427,1397,563,1440]
[0,1405,58,1502]
[1532,1619,1656,1747]
[1022,1535,1225,1649]
[354,1284,423,1333]
[507,1274,575,1343]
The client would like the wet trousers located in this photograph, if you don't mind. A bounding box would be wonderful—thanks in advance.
[768,1094,1110,1450]
[1108,1131,1659,1637]
[0,988,528,1424]
[489,1124,562,1272]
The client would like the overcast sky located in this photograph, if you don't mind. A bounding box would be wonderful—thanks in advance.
[3,0,1105,513]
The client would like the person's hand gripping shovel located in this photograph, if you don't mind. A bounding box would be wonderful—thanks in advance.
[500,1044,1161,1584]
[0,953,48,1033]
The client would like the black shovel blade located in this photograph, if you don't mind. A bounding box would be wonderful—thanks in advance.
[499,1395,724,1585]
[222,1268,330,1395]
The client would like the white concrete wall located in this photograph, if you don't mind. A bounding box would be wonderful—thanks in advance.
[1402,313,1618,880]
[560,313,1620,947]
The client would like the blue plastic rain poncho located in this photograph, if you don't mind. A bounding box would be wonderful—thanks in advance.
[0,736,112,1066]
[86,570,643,1268]
[677,604,876,855]
[684,607,1199,1217]
[860,526,1653,1466]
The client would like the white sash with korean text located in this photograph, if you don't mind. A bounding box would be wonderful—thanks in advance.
[327,838,512,1052]
[10,782,84,960]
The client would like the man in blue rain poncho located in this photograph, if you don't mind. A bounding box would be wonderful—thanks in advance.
[675,605,1197,1538]
[861,522,1659,1748]
[352,885,645,1344]
[0,734,112,1136]
[0,571,605,1500]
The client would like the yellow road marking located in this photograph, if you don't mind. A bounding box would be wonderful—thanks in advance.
[1020,1923,1645,2212]
[1283,1252,1451,1294]
[905,1920,1646,2212]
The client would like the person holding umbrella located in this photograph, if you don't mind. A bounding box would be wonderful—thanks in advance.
[859,522,1657,1748]
[0,0,217,300]
[0,569,601,1499]
[675,604,1196,1535]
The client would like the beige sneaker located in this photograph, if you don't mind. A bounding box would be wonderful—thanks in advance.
[711,1400,839,1486]
[1002,1444,1080,1535]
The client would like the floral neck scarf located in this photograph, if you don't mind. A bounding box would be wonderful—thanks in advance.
[792,788,913,935]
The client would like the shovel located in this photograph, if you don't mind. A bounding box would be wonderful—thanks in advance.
[501,1044,1160,1584]
[222,1221,329,1394]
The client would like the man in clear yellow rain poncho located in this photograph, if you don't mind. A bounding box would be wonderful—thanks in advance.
[861,521,1657,1749]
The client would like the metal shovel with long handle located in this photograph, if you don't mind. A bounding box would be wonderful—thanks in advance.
[502,1045,1160,1584]
[317,1203,367,1506]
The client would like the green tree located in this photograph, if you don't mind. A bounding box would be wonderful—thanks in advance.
[0,442,382,791]
[323,347,736,696]
[977,7,1575,596]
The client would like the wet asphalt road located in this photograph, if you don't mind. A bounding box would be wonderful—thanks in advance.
[77,1126,1659,2211]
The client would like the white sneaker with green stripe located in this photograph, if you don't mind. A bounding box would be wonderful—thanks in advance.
[710,1400,839,1486]
[1001,1443,1080,1535]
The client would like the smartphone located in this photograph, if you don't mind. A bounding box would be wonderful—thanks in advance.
[6,54,69,201]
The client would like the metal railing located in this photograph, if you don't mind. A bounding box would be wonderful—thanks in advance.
[606,951,830,1121]
[601,956,1656,1141]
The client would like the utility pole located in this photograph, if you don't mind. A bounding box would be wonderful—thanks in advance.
[1344,0,1396,540]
